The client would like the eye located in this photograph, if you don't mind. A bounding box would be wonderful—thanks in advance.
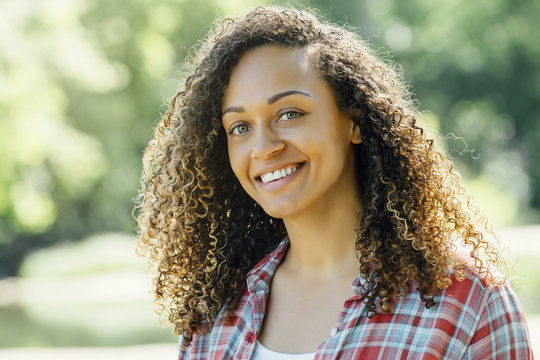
[229,123,249,135]
[278,110,302,121]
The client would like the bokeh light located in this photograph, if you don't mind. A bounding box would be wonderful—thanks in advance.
[1,0,538,357]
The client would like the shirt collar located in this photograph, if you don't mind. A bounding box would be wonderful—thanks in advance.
[246,237,290,293]
[246,236,370,296]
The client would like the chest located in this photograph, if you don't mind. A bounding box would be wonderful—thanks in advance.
[182,289,478,360]
[257,278,356,353]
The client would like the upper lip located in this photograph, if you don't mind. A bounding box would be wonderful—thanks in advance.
[253,161,306,180]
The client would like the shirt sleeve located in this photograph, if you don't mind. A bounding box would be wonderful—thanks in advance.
[465,281,534,359]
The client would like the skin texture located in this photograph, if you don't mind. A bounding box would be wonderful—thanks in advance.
[259,258,360,353]
[223,46,363,351]
[135,7,503,349]
[222,46,361,232]
[222,45,364,274]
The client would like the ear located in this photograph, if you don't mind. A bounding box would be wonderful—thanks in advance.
[350,123,362,144]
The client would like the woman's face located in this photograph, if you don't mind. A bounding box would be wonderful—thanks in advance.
[222,45,361,219]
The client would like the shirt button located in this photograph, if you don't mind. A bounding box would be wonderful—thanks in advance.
[329,327,338,337]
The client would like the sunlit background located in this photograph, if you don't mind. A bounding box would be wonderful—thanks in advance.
[1,0,538,358]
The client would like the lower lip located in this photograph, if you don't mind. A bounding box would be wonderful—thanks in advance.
[256,163,306,191]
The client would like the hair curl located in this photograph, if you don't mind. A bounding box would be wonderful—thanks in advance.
[135,6,503,349]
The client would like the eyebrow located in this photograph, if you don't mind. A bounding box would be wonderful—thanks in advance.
[267,90,310,104]
[222,106,245,116]
[222,90,311,116]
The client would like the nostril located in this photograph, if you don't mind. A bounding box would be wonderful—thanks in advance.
[251,132,286,160]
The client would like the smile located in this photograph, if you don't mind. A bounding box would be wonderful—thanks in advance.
[259,163,305,184]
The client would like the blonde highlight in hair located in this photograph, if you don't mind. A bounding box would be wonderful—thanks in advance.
[135,6,503,348]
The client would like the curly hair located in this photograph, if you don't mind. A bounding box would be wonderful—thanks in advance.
[135,6,503,348]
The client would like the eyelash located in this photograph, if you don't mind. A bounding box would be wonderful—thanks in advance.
[229,123,249,135]
[277,109,303,121]
[227,109,304,135]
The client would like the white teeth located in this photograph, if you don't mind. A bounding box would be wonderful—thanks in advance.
[260,164,301,184]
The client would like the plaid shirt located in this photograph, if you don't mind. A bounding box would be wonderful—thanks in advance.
[178,238,533,359]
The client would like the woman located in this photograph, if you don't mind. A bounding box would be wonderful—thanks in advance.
[136,6,533,359]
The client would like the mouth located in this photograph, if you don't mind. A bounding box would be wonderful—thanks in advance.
[256,162,306,184]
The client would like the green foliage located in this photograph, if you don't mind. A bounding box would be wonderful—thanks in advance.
[0,229,537,348]
[0,303,177,347]
[300,0,540,224]
[0,0,539,276]
[18,232,141,278]
[0,0,267,275]
[507,254,540,315]
[0,232,177,347]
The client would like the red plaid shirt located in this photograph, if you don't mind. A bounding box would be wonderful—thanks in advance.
[178,238,533,359]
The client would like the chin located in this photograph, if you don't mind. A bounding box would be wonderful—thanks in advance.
[258,202,301,220]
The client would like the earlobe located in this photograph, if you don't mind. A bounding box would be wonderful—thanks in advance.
[350,123,362,144]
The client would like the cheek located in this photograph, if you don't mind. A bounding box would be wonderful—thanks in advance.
[227,144,248,183]
[294,128,335,160]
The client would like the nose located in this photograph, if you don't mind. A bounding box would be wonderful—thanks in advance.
[251,125,285,160]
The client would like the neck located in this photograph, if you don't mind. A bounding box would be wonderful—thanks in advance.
[281,181,362,278]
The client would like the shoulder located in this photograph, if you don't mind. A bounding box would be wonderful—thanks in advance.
[438,251,533,358]
[177,288,251,359]
[374,251,533,358]
[442,250,504,303]
[387,250,525,338]
[177,241,288,359]
[434,250,519,317]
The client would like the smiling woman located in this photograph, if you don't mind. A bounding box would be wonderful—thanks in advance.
[222,46,361,220]
[135,6,533,359]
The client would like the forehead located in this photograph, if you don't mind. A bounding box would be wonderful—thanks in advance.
[222,45,324,107]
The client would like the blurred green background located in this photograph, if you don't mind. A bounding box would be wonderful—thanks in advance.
[1,0,538,355]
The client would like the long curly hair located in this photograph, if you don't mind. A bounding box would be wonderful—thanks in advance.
[135,6,503,348]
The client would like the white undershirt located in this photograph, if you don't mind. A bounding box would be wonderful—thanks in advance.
[251,340,316,360]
